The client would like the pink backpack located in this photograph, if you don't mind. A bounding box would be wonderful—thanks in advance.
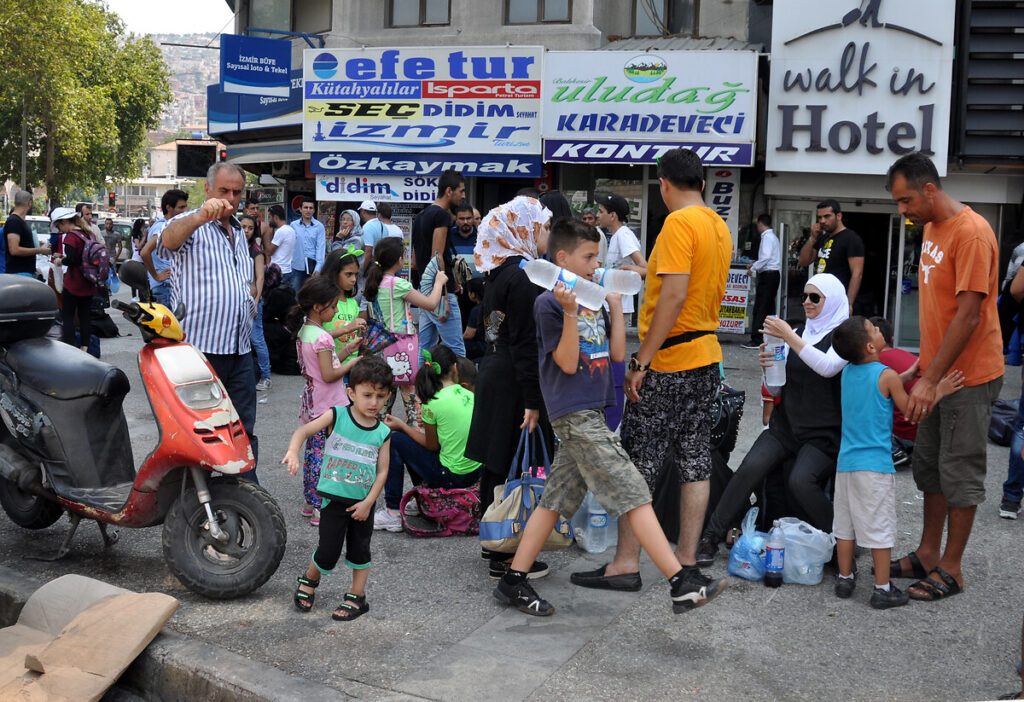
[399,484,481,537]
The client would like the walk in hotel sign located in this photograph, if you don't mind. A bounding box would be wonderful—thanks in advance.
[766,0,955,175]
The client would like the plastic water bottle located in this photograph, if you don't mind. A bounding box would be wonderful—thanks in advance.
[764,520,785,588]
[593,267,642,295]
[574,492,616,553]
[519,259,607,310]
[763,330,787,387]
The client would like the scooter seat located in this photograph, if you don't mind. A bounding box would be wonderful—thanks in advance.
[5,338,130,401]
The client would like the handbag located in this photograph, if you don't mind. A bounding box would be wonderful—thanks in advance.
[479,429,573,553]
[372,276,419,385]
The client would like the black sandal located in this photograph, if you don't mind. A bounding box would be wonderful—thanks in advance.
[908,567,963,601]
[332,592,369,621]
[882,551,928,579]
[294,575,320,612]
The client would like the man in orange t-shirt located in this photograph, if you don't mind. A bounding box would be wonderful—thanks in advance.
[886,152,1003,602]
[569,148,732,604]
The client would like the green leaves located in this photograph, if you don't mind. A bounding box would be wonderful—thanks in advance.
[0,0,172,200]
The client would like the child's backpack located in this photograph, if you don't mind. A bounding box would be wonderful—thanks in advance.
[71,231,111,285]
[399,484,481,537]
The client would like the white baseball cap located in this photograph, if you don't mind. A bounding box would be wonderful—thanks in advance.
[358,200,377,212]
[50,207,76,222]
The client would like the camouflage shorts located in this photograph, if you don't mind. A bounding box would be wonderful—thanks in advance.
[539,409,652,520]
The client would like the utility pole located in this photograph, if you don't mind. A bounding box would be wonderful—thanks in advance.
[20,100,27,190]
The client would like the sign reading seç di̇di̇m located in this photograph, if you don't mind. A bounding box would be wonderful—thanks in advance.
[766,0,955,176]
[302,47,543,155]
[543,51,758,166]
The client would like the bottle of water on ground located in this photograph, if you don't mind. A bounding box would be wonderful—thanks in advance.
[519,259,607,310]
[764,520,785,588]
[593,268,642,295]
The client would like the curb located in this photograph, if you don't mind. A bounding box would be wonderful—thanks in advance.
[0,566,348,702]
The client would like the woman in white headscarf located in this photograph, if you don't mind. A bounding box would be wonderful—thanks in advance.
[465,196,555,577]
[697,274,850,564]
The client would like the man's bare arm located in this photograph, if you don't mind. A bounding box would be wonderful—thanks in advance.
[160,199,233,251]
[431,225,448,271]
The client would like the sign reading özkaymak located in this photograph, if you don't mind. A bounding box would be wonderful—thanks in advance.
[766,0,955,176]
[543,51,757,165]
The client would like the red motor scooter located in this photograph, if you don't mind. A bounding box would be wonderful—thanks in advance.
[0,268,286,599]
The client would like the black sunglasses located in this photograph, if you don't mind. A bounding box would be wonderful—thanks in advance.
[801,292,823,304]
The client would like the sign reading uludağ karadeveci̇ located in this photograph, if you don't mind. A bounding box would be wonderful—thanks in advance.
[543,51,757,165]
[316,175,440,203]
[220,34,292,98]
[766,0,955,175]
[302,47,543,154]
[309,152,542,177]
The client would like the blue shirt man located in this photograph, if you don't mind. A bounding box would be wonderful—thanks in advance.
[289,198,325,291]
[141,189,189,307]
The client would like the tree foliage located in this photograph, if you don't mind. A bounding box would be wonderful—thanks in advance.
[0,0,172,201]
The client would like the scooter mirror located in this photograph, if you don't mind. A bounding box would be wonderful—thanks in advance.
[119,261,151,302]
[173,303,186,322]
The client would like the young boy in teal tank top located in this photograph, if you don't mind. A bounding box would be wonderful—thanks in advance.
[831,317,963,609]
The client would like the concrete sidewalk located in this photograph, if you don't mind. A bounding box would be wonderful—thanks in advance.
[0,296,1021,701]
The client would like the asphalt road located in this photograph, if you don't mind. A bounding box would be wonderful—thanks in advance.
[1,289,1022,702]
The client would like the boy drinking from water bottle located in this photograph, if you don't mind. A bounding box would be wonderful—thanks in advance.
[492,218,728,616]
[830,316,963,608]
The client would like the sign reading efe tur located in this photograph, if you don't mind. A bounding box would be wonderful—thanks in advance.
[766,0,955,175]
[543,51,758,166]
[302,47,543,154]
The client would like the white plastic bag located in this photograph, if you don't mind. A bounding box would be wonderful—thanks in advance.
[778,517,835,585]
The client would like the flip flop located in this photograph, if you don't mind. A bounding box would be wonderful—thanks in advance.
[908,567,963,601]
[882,551,928,579]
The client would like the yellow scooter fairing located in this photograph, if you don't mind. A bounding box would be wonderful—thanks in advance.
[136,302,184,342]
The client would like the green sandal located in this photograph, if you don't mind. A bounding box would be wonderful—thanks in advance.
[332,592,369,621]
[294,575,320,612]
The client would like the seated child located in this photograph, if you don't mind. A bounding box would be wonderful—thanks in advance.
[284,356,394,621]
[492,218,727,616]
[456,356,477,392]
[830,316,962,609]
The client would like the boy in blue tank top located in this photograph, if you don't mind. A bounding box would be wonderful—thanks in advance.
[831,317,963,609]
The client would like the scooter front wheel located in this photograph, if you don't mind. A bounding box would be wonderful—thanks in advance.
[162,477,286,600]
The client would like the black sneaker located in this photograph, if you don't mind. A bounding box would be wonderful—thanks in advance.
[1000,499,1022,520]
[695,533,720,567]
[488,559,549,580]
[493,578,554,616]
[892,446,911,468]
[870,584,910,609]
[670,568,728,613]
[834,574,856,599]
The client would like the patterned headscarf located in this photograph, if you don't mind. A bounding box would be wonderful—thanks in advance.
[474,196,552,273]
[336,209,362,238]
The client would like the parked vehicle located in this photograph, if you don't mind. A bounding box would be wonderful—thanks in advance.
[0,267,286,599]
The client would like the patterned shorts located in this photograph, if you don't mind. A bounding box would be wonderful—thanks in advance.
[621,363,720,490]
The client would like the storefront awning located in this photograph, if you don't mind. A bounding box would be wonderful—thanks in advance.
[225,140,305,165]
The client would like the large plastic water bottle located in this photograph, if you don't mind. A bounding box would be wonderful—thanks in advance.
[593,267,642,295]
[763,331,787,387]
[519,259,607,310]
[764,520,785,588]
[574,492,617,553]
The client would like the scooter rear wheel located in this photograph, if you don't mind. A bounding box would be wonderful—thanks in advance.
[162,477,286,600]
[0,478,63,530]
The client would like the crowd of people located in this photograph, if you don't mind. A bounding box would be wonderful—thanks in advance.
[6,150,1015,667]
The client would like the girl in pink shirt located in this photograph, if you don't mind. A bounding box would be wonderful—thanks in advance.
[287,276,362,525]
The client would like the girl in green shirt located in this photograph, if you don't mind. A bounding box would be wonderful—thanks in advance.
[374,344,481,532]
[323,246,368,365]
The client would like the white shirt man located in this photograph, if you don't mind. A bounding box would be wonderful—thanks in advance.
[597,193,647,315]
[744,215,782,347]
[264,206,295,275]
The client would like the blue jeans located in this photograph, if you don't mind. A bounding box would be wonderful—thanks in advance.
[1005,390,1024,503]
[288,270,307,292]
[150,281,172,308]
[418,293,465,356]
[384,431,479,509]
[250,299,270,380]
[206,352,258,483]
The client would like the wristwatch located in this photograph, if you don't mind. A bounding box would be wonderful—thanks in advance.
[628,354,649,373]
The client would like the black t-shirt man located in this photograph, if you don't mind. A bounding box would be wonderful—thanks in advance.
[4,213,36,275]
[814,228,864,290]
[411,204,455,292]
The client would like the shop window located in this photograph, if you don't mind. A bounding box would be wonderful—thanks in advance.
[250,0,333,34]
[390,0,450,26]
[505,0,572,25]
[633,0,696,36]
[250,0,291,32]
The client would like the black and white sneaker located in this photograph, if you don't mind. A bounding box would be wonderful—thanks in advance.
[488,558,549,580]
[670,568,728,613]
[869,584,910,609]
[493,578,554,616]
[741,342,762,350]
[1000,499,1022,520]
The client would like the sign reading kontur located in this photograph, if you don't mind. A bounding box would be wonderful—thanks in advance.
[543,51,757,165]
[766,0,955,175]
[302,47,543,154]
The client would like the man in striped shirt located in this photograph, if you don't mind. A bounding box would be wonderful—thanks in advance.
[156,162,261,480]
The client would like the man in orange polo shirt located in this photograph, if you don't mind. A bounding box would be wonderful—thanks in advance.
[570,148,732,600]
[886,152,1003,602]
